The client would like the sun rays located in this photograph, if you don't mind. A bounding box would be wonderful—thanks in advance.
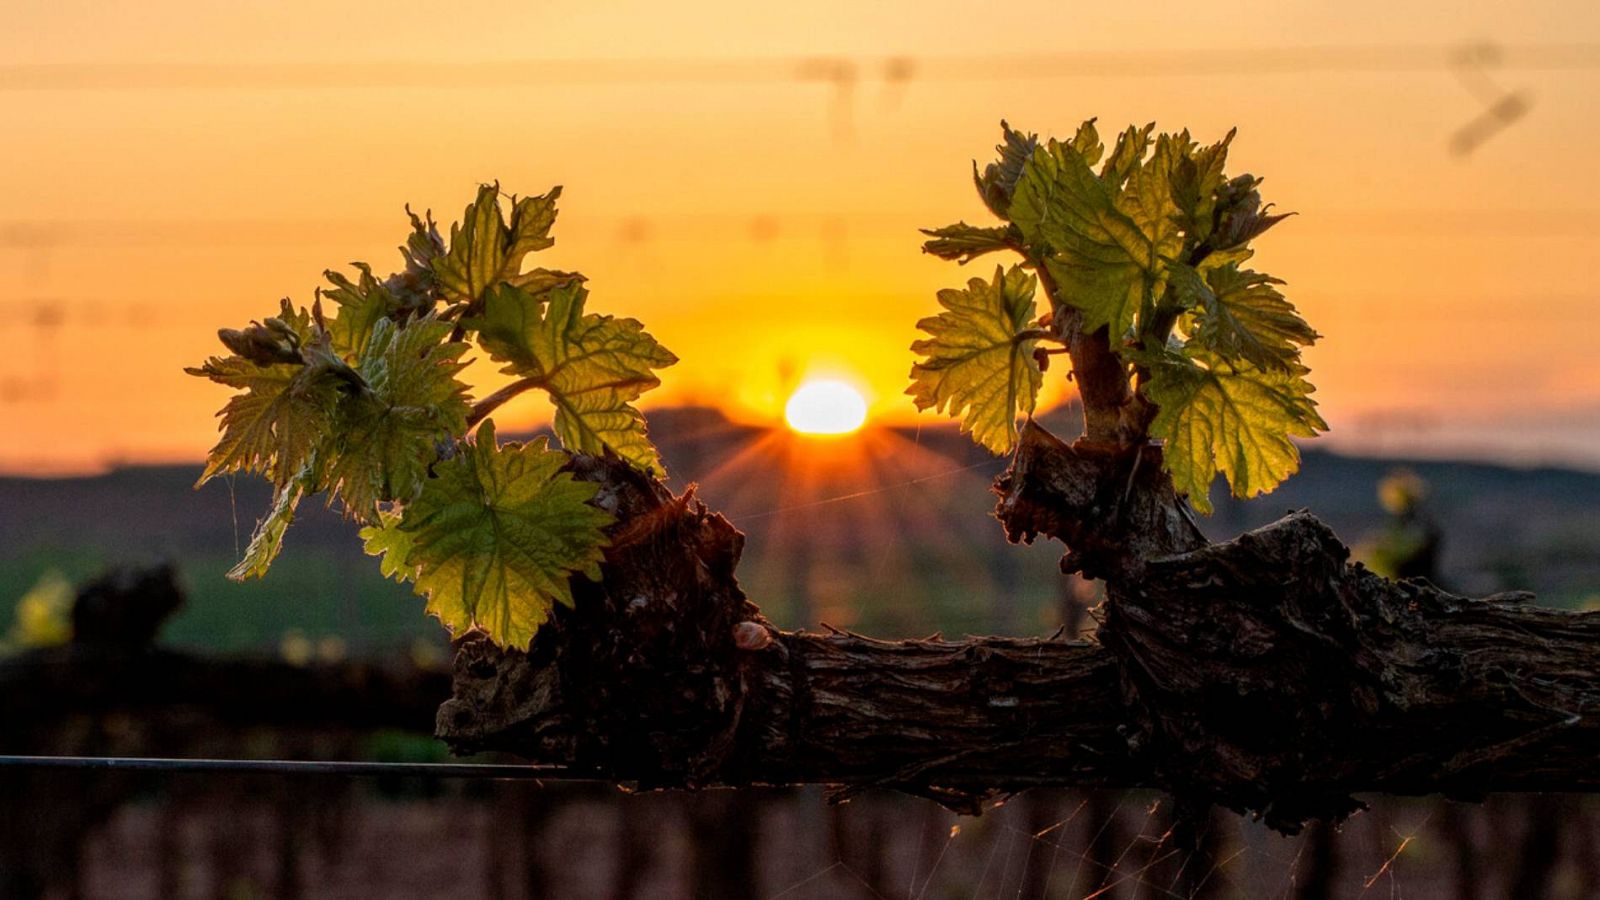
[662,414,1029,635]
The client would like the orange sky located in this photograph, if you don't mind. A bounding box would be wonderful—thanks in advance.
[2,1,1599,473]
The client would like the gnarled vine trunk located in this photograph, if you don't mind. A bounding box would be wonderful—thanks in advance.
[438,428,1600,833]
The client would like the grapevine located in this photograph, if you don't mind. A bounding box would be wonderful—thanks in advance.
[911,120,1325,513]
[189,185,676,648]
[183,126,1600,837]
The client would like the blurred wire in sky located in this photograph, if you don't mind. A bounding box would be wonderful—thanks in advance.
[1,43,1596,92]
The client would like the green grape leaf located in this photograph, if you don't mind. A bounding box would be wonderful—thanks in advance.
[1172,263,1318,371]
[1134,343,1326,514]
[187,302,341,487]
[321,263,401,359]
[356,207,449,315]
[1196,245,1255,274]
[400,208,446,283]
[433,183,573,306]
[469,281,677,475]
[920,222,1018,264]
[359,508,418,583]
[1172,129,1235,243]
[379,420,614,648]
[320,316,471,521]
[227,477,306,581]
[907,264,1043,455]
[1067,118,1105,168]
[1116,133,1185,264]
[1009,136,1171,339]
[1100,123,1155,187]
[974,121,1040,218]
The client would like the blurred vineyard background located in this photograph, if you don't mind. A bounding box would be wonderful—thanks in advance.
[4,406,1599,898]
[7,405,1600,655]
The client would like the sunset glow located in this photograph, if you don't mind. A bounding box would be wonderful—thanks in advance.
[3,2,1600,472]
[784,380,869,436]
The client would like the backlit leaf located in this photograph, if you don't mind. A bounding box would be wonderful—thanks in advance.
[974,121,1040,218]
[470,281,677,475]
[378,420,614,648]
[1134,343,1326,514]
[227,477,306,581]
[1010,135,1165,338]
[1115,132,1185,265]
[1100,123,1154,187]
[187,301,341,488]
[359,508,418,583]
[321,263,401,359]
[920,222,1018,264]
[1067,118,1105,168]
[1172,129,1235,243]
[433,183,572,306]
[320,316,471,521]
[1171,263,1318,371]
[907,264,1042,455]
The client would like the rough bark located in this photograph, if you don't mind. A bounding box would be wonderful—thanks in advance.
[993,422,1206,579]
[439,434,1600,832]
[1097,510,1596,829]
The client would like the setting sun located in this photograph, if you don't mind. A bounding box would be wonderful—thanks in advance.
[784,379,869,436]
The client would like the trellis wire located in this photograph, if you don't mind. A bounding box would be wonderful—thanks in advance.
[0,755,594,780]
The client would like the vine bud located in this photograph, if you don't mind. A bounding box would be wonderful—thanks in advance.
[733,621,773,651]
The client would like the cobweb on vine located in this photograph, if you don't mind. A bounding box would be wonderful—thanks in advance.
[65,775,1596,896]
[754,789,1586,900]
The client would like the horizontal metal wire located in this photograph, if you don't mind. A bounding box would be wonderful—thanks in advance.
[4,44,1599,92]
[0,755,594,779]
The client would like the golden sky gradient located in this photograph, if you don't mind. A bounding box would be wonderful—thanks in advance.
[2,1,1599,473]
